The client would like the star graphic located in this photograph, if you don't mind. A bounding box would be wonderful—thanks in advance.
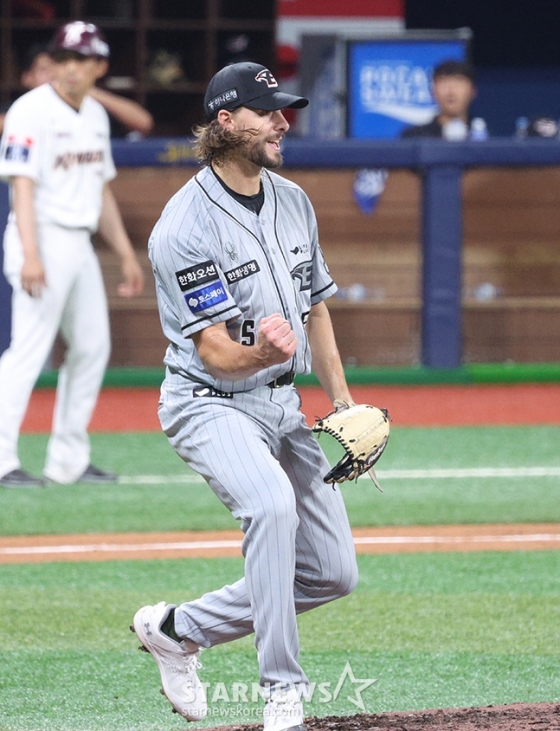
[332,661,377,712]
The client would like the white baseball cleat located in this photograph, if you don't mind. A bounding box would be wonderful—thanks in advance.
[132,602,207,721]
[263,687,306,731]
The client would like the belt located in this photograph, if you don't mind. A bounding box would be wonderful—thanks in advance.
[267,371,295,388]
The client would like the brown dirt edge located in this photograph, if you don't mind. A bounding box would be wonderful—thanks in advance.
[1,524,560,564]
[205,702,560,731]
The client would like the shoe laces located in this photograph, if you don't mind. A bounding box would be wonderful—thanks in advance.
[265,689,301,717]
[162,646,202,681]
[182,651,203,689]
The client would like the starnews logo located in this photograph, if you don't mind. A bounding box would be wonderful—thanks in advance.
[183,662,377,719]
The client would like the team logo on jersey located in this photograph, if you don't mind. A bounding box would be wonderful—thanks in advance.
[54,150,104,170]
[175,260,220,292]
[290,242,309,256]
[224,260,260,284]
[224,242,239,262]
[255,69,278,88]
[291,261,313,291]
[2,135,33,162]
[186,283,228,313]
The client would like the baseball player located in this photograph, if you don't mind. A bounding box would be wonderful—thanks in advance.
[0,42,154,138]
[0,21,144,488]
[132,62,358,731]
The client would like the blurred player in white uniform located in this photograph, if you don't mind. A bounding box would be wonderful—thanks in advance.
[0,42,154,138]
[0,21,144,488]
[132,62,358,731]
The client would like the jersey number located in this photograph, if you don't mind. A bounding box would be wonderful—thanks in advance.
[241,319,256,346]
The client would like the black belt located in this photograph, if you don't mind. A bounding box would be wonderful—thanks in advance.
[267,371,295,388]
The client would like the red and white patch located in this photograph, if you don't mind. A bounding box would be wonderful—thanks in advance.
[2,134,34,163]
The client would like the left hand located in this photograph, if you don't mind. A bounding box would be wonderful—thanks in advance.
[118,255,144,297]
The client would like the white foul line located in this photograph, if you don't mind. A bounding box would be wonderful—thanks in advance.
[117,466,560,485]
[0,540,243,556]
[352,534,560,545]
[1,534,560,557]
[371,467,560,479]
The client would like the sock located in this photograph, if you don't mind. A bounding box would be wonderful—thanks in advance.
[161,608,182,643]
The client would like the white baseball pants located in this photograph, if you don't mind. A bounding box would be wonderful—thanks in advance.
[0,221,110,482]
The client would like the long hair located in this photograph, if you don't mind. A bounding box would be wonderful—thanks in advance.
[192,117,258,166]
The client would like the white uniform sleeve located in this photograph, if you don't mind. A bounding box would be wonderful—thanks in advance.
[0,97,43,182]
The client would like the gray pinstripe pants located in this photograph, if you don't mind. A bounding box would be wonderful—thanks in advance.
[159,378,359,692]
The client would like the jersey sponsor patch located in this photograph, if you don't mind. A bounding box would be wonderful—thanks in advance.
[291,260,313,291]
[185,282,228,313]
[176,260,220,292]
[224,259,261,284]
[2,135,33,162]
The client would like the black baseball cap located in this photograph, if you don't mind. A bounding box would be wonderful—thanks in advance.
[433,59,475,82]
[204,62,308,121]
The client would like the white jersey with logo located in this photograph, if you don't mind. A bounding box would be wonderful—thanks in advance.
[148,165,337,393]
[0,83,115,231]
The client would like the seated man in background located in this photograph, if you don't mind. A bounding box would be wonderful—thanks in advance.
[401,59,478,139]
[0,42,153,138]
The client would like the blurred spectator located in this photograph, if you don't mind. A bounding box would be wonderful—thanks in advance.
[526,116,559,138]
[401,59,479,139]
[0,43,153,137]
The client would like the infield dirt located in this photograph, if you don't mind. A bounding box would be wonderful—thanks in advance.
[0,523,559,564]
[205,702,560,730]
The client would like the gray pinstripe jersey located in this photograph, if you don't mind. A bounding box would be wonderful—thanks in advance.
[148,165,337,393]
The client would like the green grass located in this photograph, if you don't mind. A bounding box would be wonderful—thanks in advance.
[0,551,558,730]
[1,425,559,536]
[1,425,559,729]
[34,362,560,388]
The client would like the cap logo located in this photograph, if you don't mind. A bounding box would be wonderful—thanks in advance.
[255,69,278,88]
[60,21,109,56]
[64,21,96,44]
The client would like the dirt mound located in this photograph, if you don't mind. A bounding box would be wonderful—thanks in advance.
[206,702,560,730]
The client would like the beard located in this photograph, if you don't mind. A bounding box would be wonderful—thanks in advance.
[245,137,284,169]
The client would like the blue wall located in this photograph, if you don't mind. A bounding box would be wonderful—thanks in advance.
[471,67,560,137]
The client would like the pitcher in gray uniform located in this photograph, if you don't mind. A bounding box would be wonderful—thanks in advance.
[132,62,359,731]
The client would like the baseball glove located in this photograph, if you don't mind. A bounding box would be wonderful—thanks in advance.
[312,401,391,491]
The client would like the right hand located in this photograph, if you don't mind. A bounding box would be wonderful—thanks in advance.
[117,254,145,298]
[256,313,298,366]
[21,253,46,297]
